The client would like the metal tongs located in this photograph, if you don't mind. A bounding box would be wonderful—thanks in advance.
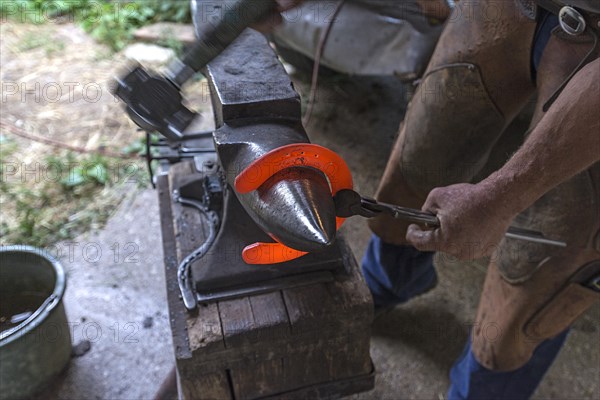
[333,189,567,248]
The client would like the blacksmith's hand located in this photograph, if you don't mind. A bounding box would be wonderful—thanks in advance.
[406,183,515,260]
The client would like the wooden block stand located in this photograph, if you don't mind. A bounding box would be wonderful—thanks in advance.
[158,162,375,400]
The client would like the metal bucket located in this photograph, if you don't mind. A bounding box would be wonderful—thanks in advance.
[0,246,71,400]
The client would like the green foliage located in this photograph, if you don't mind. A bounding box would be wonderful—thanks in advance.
[59,153,109,187]
[157,31,185,56]
[16,31,47,50]
[80,2,135,52]
[2,0,192,51]
[0,148,147,248]
[17,30,65,55]
[122,133,160,157]
[1,0,95,24]
[0,135,18,159]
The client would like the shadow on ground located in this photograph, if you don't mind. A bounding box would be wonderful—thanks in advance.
[372,305,469,370]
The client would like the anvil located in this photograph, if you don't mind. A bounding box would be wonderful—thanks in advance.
[153,30,349,307]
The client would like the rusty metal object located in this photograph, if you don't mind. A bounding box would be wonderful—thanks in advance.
[205,30,338,253]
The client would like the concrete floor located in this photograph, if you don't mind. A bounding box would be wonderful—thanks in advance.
[37,189,174,400]
[39,72,598,400]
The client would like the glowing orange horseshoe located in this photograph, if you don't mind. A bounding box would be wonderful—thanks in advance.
[234,144,353,265]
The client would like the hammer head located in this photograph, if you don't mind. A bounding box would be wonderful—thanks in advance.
[113,66,196,142]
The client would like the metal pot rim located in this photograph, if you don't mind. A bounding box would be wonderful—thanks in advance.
[0,245,66,346]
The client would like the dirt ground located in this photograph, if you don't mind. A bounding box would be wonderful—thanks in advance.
[0,22,136,158]
[1,22,598,400]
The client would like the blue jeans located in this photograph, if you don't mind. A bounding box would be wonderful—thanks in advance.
[361,234,436,307]
[361,234,569,399]
[448,330,569,400]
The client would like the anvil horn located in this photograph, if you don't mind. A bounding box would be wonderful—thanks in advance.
[206,31,339,254]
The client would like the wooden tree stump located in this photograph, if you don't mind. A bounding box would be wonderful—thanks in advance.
[158,162,374,400]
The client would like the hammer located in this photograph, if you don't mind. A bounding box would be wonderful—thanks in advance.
[113,0,277,142]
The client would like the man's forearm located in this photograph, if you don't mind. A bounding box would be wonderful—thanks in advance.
[481,58,600,216]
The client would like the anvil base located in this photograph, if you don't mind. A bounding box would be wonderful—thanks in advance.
[158,162,374,399]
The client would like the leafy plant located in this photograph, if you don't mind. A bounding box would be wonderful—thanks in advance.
[1,0,96,24]
[0,135,17,159]
[17,31,65,55]
[0,149,147,248]
[16,31,46,50]
[60,160,108,187]
[122,133,160,157]
[3,0,192,51]
[157,30,185,56]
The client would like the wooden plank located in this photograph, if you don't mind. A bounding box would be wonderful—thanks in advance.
[230,358,286,400]
[325,333,372,381]
[167,162,231,398]
[219,292,291,348]
[280,334,371,389]
[168,329,368,374]
[279,286,351,336]
[266,365,375,400]
[219,297,255,347]
[229,333,372,399]
[282,283,337,335]
[157,173,191,360]
[247,292,291,342]
[282,241,372,335]
[178,367,232,400]
[325,238,374,324]
[168,162,226,355]
[186,303,223,354]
